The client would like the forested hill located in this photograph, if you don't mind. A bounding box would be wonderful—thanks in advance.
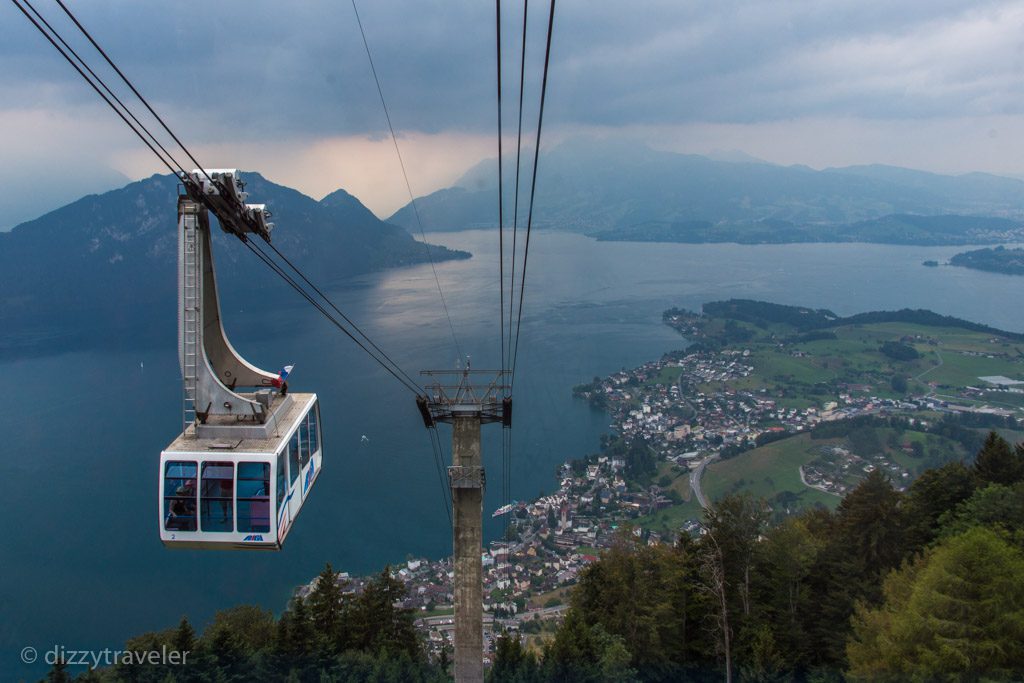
[680,298,1024,342]
[949,245,1024,276]
[0,173,468,357]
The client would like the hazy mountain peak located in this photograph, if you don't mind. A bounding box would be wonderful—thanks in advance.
[390,139,1024,235]
[0,173,468,356]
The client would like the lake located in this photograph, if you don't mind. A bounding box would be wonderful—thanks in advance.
[4,231,1024,676]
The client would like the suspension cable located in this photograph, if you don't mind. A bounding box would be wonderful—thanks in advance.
[510,0,556,391]
[507,0,529,383]
[497,0,506,381]
[11,0,183,181]
[350,0,464,364]
[427,427,453,526]
[53,0,216,187]
[264,241,425,394]
[16,0,428,397]
[21,0,192,187]
[244,239,425,395]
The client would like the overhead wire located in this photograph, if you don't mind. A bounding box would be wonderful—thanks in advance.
[18,0,555,532]
[9,0,183,182]
[19,0,191,188]
[507,0,529,383]
[350,0,464,364]
[19,0,429,399]
[52,0,216,187]
[263,240,425,394]
[503,0,531,591]
[427,427,453,526]
[497,0,507,383]
[243,239,425,396]
[510,0,556,392]
[495,0,512,596]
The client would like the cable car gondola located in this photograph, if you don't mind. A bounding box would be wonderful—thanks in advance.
[159,170,322,550]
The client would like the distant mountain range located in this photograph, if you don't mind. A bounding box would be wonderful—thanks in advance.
[387,139,1024,245]
[0,173,468,356]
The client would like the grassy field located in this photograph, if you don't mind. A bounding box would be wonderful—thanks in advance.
[528,585,573,610]
[633,497,704,534]
[702,434,840,511]
[694,320,1024,408]
[656,461,693,502]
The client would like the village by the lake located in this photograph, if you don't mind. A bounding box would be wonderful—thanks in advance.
[298,299,1024,662]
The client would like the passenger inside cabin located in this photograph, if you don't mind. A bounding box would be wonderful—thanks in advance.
[167,484,196,530]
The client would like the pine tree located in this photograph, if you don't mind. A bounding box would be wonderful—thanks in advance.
[704,494,769,616]
[172,616,198,683]
[973,431,1024,486]
[902,461,975,553]
[801,471,903,670]
[834,469,903,581]
[848,527,1024,680]
[306,562,348,656]
[46,656,71,683]
[352,566,422,660]
[750,514,822,673]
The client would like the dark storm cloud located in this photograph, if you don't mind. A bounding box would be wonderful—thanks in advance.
[3,0,1022,142]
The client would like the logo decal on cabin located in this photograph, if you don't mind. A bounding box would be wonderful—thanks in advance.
[304,460,315,493]
[243,535,264,542]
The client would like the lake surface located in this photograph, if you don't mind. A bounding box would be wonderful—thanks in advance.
[5,231,1024,676]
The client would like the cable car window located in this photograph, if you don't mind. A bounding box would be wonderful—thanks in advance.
[308,406,319,455]
[200,462,234,532]
[288,431,300,485]
[299,418,310,467]
[276,450,286,512]
[164,461,196,531]
[237,462,270,533]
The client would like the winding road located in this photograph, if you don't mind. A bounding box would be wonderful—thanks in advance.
[689,453,717,508]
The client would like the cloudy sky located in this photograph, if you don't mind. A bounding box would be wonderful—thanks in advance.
[3,0,1024,227]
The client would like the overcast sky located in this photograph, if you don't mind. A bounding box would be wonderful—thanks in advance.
[3,0,1024,227]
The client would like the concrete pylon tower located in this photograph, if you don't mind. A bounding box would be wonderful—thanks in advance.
[417,368,510,683]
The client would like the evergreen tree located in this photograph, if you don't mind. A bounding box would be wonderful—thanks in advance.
[568,532,712,680]
[306,563,349,657]
[973,432,1024,486]
[204,623,250,683]
[834,469,904,584]
[46,656,71,683]
[938,482,1024,546]
[352,566,422,661]
[703,493,769,621]
[541,611,637,682]
[847,527,1024,680]
[204,605,275,653]
[802,471,903,670]
[902,460,975,553]
[172,616,198,683]
[279,595,315,681]
[489,631,540,683]
[750,513,823,674]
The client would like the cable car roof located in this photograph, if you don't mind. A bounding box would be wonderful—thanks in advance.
[163,392,317,456]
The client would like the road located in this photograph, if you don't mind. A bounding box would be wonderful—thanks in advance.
[798,465,841,497]
[675,366,719,509]
[689,453,717,508]
[913,349,944,382]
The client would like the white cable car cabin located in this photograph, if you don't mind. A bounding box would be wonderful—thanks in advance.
[159,170,322,550]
